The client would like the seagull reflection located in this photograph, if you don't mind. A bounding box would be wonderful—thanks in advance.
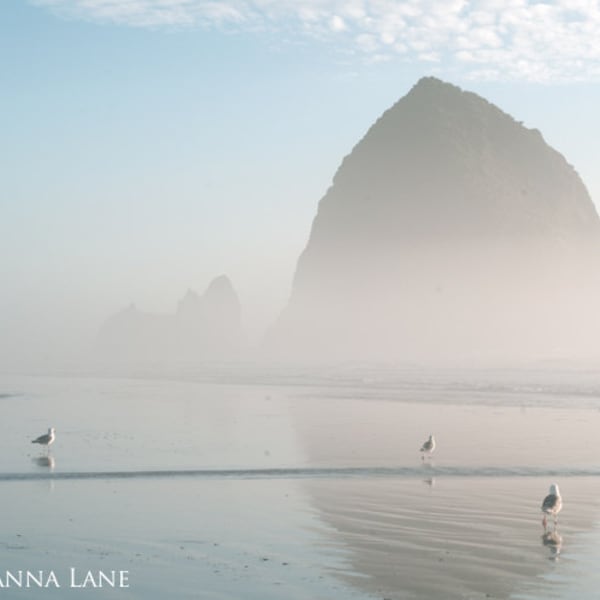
[32,455,55,470]
[422,477,435,488]
[542,530,562,561]
[421,458,435,470]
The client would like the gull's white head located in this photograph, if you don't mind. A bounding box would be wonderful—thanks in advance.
[550,483,560,496]
[49,427,55,435]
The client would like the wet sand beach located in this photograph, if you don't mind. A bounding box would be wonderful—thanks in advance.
[2,370,600,599]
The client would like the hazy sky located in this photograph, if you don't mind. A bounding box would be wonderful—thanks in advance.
[2,0,600,368]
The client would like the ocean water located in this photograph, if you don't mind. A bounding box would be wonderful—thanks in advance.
[1,369,600,599]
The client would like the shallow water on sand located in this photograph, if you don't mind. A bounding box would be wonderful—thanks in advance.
[2,370,600,599]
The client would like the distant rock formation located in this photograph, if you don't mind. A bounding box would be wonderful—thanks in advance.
[96,275,244,367]
[270,77,600,363]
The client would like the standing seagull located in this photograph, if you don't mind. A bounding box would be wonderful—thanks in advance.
[541,483,562,530]
[31,427,56,453]
[420,434,436,460]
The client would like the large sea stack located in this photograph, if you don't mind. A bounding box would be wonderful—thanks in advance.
[271,78,600,363]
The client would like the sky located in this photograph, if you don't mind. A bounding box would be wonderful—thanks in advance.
[2,0,600,369]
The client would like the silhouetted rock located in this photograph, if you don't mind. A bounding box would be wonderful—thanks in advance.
[96,275,243,367]
[270,77,600,363]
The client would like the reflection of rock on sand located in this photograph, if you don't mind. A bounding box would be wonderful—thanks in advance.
[302,478,553,599]
[542,530,562,561]
[289,389,600,599]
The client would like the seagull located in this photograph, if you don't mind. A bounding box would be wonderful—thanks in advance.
[31,427,56,453]
[541,483,562,530]
[420,434,436,459]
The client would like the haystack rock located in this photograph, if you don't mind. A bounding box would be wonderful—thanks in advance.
[96,275,244,367]
[270,77,600,363]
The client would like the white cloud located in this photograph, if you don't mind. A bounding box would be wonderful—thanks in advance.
[356,32,378,52]
[330,14,346,32]
[380,31,395,45]
[31,0,600,82]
